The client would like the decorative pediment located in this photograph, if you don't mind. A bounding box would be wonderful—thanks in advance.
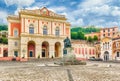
[20,7,66,19]
[101,37,111,42]
[40,7,49,16]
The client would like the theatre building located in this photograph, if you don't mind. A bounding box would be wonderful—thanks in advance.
[7,7,70,59]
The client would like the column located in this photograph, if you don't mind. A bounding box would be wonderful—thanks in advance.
[35,43,41,58]
[49,44,55,58]
[20,44,27,58]
[61,43,64,57]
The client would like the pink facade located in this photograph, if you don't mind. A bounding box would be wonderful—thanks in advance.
[100,27,118,39]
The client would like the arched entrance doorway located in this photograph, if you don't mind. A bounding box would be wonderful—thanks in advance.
[55,42,61,57]
[42,41,49,58]
[98,53,100,58]
[28,41,35,57]
[104,51,109,61]
[3,50,8,57]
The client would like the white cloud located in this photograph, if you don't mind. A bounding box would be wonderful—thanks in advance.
[79,0,112,8]
[14,6,40,15]
[70,2,77,6]
[34,2,50,8]
[14,8,20,15]
[88,19,105,26]
[71,18,84,26]
[65,0,120,27]
[48,6,67,13]
[105,21,119,27]
[111,7,120,16]
[4,0,35,7]
[0,11,8,24]
[25,6,39,10]
[90,5,110,16]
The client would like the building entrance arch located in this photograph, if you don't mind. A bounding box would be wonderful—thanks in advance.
[42,41,49,58]
[55,42,61,57]
[27,41,35,57]
[104,51,109,61]
[3,50,8,57]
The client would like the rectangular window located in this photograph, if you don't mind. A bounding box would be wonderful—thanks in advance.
[103,30,105,32]
[103,34,105,37]
[43,29,47,35]
[113,28,114,31]
[14,30,18,37]
[14,51,18,57]
[29,27,34,34]
[117,52,119,57]
[113,33,115,35]
[108,33,110,36]
[108,29,110,32]
[55,30,59,36]
[14,42,18,46]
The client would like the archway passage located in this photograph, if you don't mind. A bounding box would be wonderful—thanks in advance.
[3,50,8,57]
[42,41,49,58]
[104,51,109,61]
[55,42,61,57]
[28,41,35,57]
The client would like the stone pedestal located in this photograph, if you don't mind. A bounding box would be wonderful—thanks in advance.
[63,47,74,55]
[62,47,75,63]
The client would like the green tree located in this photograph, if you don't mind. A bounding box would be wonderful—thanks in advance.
[71,32,78,39]
[0,38,2,43]
[84,36,87,40]
[0,25,8,31]
[2,37,8,44]
[77,31,85,40]
[93,35,98,41]
[87,36,93,42]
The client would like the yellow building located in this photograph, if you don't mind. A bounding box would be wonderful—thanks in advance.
[98,32,120,61]
[7,7,70,59]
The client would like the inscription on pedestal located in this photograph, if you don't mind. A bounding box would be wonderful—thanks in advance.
[63,49,67,55]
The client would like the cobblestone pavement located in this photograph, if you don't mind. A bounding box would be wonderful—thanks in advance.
[0,59,120,81]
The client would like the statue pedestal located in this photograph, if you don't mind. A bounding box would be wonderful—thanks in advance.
[62,47,75,63]
[63,47,74,55]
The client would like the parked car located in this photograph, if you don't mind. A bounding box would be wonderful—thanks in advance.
[88,57,95,61]
[88,57,103,61]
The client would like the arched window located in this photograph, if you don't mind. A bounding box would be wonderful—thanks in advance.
[14,29,18,37]
[55,27,60,36]
[43,26,47,35]
[29,24,34,34]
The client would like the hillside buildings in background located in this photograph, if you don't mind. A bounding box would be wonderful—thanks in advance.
[92,27,120,61]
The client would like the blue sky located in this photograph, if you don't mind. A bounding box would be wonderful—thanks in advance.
[0,0,120,27]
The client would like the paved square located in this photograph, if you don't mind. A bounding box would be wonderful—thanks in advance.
[0,60,120,81]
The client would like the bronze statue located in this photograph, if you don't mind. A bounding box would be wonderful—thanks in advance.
[64,37,71,48]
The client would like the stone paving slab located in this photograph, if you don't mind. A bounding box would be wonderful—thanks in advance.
[0,61,120,81]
